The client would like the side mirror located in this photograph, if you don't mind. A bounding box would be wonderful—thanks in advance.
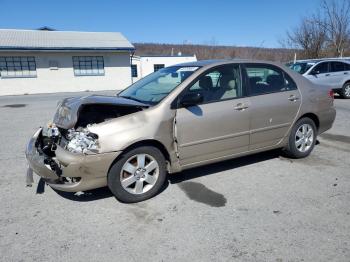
[179,93,203,107]
[310,70,319,76]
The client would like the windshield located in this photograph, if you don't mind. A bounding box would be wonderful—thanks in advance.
[289,62,313,74]
[119,66,200,105]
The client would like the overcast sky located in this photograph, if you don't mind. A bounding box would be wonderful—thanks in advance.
[0,0,321,48]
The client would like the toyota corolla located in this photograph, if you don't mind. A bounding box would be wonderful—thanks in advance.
[26,60,336,203]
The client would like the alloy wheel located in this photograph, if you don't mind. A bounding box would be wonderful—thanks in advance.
[344,84,350,98]
[120,154,159,194]
[295,123,314,153]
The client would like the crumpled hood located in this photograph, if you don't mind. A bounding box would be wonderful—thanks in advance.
[53,95,148,129]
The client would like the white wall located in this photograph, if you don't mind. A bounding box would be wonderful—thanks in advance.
[0,51,132,96]
[132,55,197,82]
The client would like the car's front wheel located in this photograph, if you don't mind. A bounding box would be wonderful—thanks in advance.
[107,146,167,203]
[340,82,350,99]
[284,117,317,158]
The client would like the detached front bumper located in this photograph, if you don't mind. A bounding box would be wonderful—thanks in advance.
[25,128,121,192]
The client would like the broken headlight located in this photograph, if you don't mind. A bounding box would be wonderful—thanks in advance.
[66,129,99,154]
[57,105,72,122]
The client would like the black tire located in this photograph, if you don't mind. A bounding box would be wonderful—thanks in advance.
[284,117,317,159]
[107,146,167,203]
[340,82,350,99]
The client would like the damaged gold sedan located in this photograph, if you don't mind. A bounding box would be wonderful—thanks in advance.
[26,60,336,203]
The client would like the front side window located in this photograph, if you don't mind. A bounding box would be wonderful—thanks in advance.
[73,56,104,76]
[186,64,243,103]
[311,62,329,74]
[289,62,313,74]
[119,66,199,105]
[245,64,296,96]
[330,62,345,72]
[131,64,138,77]
[154,64,165,72]
[0,56,36,78]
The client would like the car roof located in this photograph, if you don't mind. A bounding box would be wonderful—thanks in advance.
[174,59,284,68]
[294,58,350,64]
[315,59,350,63]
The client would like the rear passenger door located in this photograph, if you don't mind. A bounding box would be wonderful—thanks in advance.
[244,63,301,150]
[329,61,349,89]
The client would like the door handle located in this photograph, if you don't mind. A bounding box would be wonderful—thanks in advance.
[325,74,331,76]
[288,95,300,102]
[344,72,349,75]
[234,103,249,111]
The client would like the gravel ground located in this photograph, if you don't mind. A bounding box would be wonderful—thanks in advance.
[0,91,349,262]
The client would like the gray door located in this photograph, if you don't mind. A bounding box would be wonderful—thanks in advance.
[305,62,332,86]
[245,63,301,150]
[175,64,251,166]
[329,61,349,89]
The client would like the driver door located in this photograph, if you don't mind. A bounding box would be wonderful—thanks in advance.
[175,64,251,167]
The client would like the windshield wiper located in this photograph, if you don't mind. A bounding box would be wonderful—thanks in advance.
[118,95,149,104]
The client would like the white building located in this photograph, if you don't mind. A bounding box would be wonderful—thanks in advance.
[0,29,135,96]
[131,55,197,82]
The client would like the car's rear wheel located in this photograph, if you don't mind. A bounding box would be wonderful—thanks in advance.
[107,146,167,203]
[340,82,350,99]
[284,117,317,158]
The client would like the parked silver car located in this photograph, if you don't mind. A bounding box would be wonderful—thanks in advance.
[290,59,350,98]
[26,60,336,203]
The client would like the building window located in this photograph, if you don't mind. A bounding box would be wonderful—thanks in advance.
[0,56,37,78]
[154,64,165,72]
[131,64,138,77]
[72,56,104,76]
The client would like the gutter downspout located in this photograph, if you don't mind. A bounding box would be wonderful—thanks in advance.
[130,51,135,84]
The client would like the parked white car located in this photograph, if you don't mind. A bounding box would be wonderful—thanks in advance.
[289,59,350,98]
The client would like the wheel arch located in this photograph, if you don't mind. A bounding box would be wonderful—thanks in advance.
[343,80,350,86]
[297,113,320,131]
[342,80,350,89]
[107,139,171,174]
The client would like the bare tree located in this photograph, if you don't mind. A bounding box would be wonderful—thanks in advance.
[285,17,326,59]
[317,0,350,56]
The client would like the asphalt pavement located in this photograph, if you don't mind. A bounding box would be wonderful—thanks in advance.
[0,91,349,262]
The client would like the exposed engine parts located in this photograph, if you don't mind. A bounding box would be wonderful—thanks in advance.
[36,123,60,157]
[35,122,100,178]
[44,158,62,177]
[66,128,99,154]
[40,123,100,155]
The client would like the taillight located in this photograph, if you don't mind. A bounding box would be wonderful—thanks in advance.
[328,90,334,100]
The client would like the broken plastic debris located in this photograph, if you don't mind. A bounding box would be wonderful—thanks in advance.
[74,191,84,196]
[26,167,34,187]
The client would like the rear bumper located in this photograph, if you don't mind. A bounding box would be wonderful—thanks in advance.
[318,107,336,134]
[25,128,121,192]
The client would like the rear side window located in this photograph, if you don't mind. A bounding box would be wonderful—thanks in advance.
[311,62,329,74]
[346,63,350,71]
[330,62,346,72]
[245,64,297,96]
